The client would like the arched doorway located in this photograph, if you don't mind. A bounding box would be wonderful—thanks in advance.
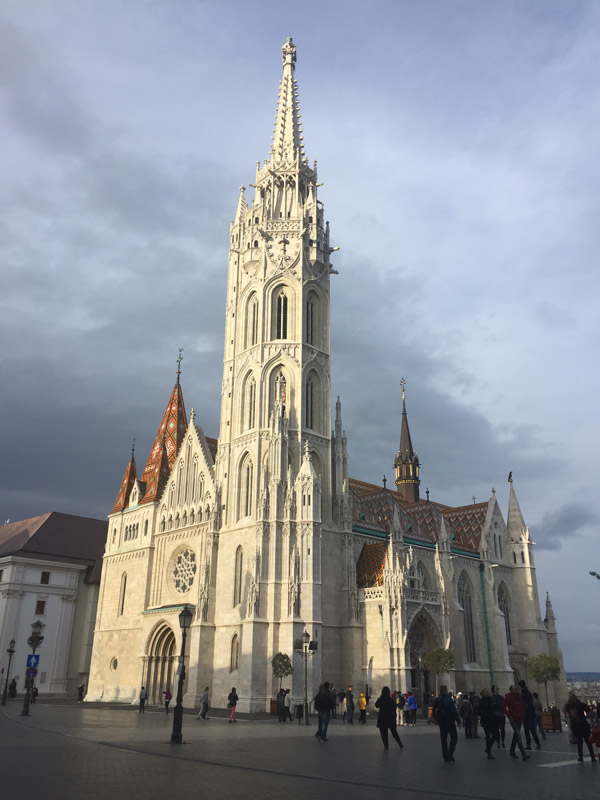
[407,612,442,708]
[145,624,176,705]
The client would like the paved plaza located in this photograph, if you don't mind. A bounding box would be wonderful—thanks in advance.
[1,700,597,800]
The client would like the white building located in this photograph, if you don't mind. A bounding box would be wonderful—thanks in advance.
[0,512,107,696]
[87,39,566,711]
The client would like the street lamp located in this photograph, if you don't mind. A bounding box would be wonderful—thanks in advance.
[170,604,193,743]
[20,621,44,717]
[1,639,16,706]
[294,630,316,726]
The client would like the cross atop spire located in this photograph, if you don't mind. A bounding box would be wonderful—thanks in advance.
[270,38,305,163]
[176,348,183,385]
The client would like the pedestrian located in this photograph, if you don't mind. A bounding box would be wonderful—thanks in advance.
[77,683,85,702]
[406,691,417,726]
[284,689,293,722]
[139,686,148,713]
[469,691,480,738]
[518,680,541,750]
[491,685,506,748]
[433,685,460,763]
[564,692,597,762]
[228,687,238,722]
[346,686,355,725]
[197,686,210,719]
[277,687,286,723]
[458,693,474,737]
[358,691,367,724]
[501,685,530,761]
[532,692,547,741]
[329,684,337,718]
[314,681,333,742]
[31,686,39,704]
[396,690,406,725]
[478,688,497,759]
[162,689,172,714]
[375,686,404,750]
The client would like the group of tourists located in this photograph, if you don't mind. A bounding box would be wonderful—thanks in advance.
[433,680,597,764]
[275,687,293,723]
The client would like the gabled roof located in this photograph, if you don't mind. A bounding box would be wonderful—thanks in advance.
[441,503,488,551]
[356,542,387,588]
[0,512,107,578]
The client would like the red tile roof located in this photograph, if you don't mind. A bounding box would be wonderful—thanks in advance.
[356,542,387,587]
[111,456,137,514]
[140,383,187,505]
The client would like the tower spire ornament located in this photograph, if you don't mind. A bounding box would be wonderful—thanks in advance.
[176,349,183,385]
[394,379,420,503]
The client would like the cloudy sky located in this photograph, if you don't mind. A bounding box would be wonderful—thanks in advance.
[1,1,598,670]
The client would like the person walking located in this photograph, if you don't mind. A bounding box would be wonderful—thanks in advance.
[433,685,461,763]
[375,686,404,750]
[162,689,172,714]
[284,689,293,722]
[565,692,597,762]
[501,685,530,761]
[77,683,85,702]
[518,680,541,750]
[406,691,417,726]
[31,686,38,704]
[277,687,286,723]
[139,686,147,714]
[346,686,355,725]
[478,688,497,759]
[491,685,506,748]
[314,682,333,742]
[197,686,210,719]
[358,692,367,725]
[396,691,406,726]
[469,691,480,738]
[532,692,547,741]
[228,687,238,723]
[458,693,474,738]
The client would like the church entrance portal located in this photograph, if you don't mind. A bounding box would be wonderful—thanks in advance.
[408,613,441,709]
[145,624,176,705]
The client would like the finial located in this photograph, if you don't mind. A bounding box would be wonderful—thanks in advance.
[472,496,476,504]
[303,440,310,460]
[400,377,406,401]
[176,348,183,385]
[492,487,496,496]
[131,438,135,460]
[282,37,296,68]
[190,408,196,423]
[508,471,513,483]
[426,488,430,501]
[383,475,387,489]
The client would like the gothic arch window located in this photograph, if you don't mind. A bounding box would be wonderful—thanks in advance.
[230,633,240,672]
[242,374,256,431]
[233,546,243,607]
[498,536,503,559]
[513,551,517,564]
[494,534,498,559]
[416,561,430,589]
[276,291,288,339]
[168,515,173,531]
[521,551,525,564]
[457,573,477,663]
[182,511,187,527]
[238,454,254,519]
[306,295,314,345]
[245,293,259,348]
[118,572,127,616]
[305,376,314,429]
[498,583,512,646]
[198,473,204,501]
[144,520,148,536]
[169,482,175,508]
[191,457,198,502]
[276,372,287,404]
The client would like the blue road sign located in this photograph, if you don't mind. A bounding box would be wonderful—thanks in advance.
[27,655,40,668]
[26,666,38,679]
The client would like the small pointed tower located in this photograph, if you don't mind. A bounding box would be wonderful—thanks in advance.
[139,353,187,505]
[111,440,138,514]
[394,379,420,503]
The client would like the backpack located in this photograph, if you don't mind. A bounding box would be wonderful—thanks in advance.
[434,697,447,724]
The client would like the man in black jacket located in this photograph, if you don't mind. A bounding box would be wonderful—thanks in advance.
[519,680,541,750]
[314,681,333,742]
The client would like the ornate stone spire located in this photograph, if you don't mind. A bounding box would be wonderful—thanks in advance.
[544,592,557,632]
[394,379,420,503]
[270,38,305,163]
[507,478,528,541]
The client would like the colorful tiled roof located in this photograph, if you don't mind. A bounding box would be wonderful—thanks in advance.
[111,455,137,514]
[140,383,187,505]
[441,503,487,551]
[356,542,387,588]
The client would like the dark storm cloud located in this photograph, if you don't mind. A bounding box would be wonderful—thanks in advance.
[532,503,599,552]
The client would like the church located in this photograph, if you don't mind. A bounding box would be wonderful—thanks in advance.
[87,39,566,711]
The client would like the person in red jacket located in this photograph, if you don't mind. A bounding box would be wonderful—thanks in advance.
[501,685,530,761]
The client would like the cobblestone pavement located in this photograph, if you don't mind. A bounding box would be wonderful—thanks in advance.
[1,701,597,800]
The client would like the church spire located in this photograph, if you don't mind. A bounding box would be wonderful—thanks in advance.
[394,379,420,503]
[270,38,305,163]
[139,364,188,505]
[110,444,137,514]
[544,592,557,633]
[507,476,528,541]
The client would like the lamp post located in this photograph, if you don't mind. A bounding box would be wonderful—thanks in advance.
[1,639,16,706]
[479,562,495,688]
[170,604,193,743]
[297,630,316,725]
[21,621,44,717]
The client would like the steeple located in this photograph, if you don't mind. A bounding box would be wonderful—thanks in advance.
[507,476,528,541]
[394,379,420,503]
[139,360,188,505]
[110,442,137,514]
[270,38,305,164]
[544,592,557,633]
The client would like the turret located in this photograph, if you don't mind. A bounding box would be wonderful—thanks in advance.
[394,379,420,503]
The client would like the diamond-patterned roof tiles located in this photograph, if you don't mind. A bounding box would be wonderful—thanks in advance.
[140,383,187,505]
[111,456,137,514]
[356,542,387,588]
[442,503,487,551]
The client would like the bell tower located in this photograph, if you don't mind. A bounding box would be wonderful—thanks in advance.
[394,379,420,503]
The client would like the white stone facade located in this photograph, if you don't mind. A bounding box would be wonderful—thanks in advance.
[86,39,566,712]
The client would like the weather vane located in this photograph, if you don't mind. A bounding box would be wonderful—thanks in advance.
[400,377,406,400]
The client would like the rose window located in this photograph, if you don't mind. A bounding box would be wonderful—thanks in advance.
[173,548,197,593]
